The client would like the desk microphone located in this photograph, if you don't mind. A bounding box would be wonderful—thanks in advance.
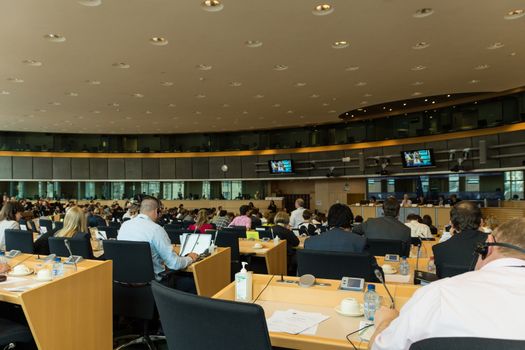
[374,268,395,309]
[413,238,422,284]
[64,239,78,272]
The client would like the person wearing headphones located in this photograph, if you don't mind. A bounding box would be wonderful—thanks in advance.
[369,217,525,350]
[118,196,199,293]
[0,201,24,251]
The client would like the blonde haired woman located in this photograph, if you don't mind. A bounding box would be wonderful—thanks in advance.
[55,206,89,239]
[188,209,214,233]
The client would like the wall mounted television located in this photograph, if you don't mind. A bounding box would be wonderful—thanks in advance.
[268,160,294,174]
[401,149,435,168]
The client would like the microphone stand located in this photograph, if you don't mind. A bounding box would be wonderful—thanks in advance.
[64,239,77,272]
[374,268,395,309]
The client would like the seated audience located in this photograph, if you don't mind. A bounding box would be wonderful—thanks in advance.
[250,208,262,229]
[188,209,214,233]
[480,215,498,234]
[304,203,364,253]
[369,218,525,350]
[290,198,307,228]
[298,210,317,236]
[421,214,438,235]
[405,214,432,238]
[118,197,198,292]
[228,205,252,230]
[87,206,106,228]
[400,194,412,207]
[267,200,277,213]
[55,206,91,240]
[432,201,488,278]
[0,201,23,251]
[270,212,300,275]
[211,210,230,230]
[351,215,364,234]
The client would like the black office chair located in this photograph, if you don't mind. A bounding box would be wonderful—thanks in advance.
[38,219,53,235]
[53,221,63,232]
[165,228,188,245]
[164,223,185,231]
[220,226,247,238]
[151,281,272,350]
[215,231,241,279]
[18,219,34,233]
[367,238,410,257]
[103,240,163,350]
[96,226,118,239]
[255,227,273,240]
[435,263,471,279]
[409,337,525,350]
[297,249,380,282]
[5,229,34,254]
[0,318,34,350]
[48,235,94,259]
[109,221,121,230]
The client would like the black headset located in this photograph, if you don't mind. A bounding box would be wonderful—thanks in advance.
[474,242,525,260]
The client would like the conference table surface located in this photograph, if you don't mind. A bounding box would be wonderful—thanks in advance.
[0,254,112,350]
[238,238,287,275]
[214,274,421,350]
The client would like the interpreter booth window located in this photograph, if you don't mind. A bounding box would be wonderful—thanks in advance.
[85,182,96,199]
[111,182,125,200]
[141,182,160,197]
[465,176,480,193]
[161,182,185,200]
[504,171,524,199]
[449,175,460,193]
[222,181,243,200]
[202,181,211,199]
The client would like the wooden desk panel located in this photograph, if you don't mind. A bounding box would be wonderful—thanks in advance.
[239,239,287,275]
[214,274,420,350]
[0,255,112,350]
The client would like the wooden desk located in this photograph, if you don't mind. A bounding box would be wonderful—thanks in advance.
[238,239,287,275]
[0,254,112,350]
[172,246,231,297]
[214,274,420,350]
[376,256,431,285]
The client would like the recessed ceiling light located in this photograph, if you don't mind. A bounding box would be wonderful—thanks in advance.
[150,37,168,46]
[161,81,174,87]
[254,94,264,99]
[411,65,427,71]
[310,94,320,98]
[168,103,176,107]
[0,90,10,95]
[108,102,120,107]
[222,104,230,107]
[201,0,223,12]
[413,8,434,18]
[273,104,281,107]
[474,64,490,70]
[196,64,212,71]
[412,81,424,86]
[322,102,330,107]
[364,93,372,97]
[332,41,349,49]
[85,80,101,85]
[145,110,152,114]
[412,42,430,50]
[294,82,306,87]
[412,92,422,96]
[229,82,242,87]
[312,4,334,16]
[431,101,436,104]
[447,94,451,97]
[510,52,517,56]
[487,42,504,50]
[91,110,101,114]
[65,92,79,97]
[195,111,202,115]
[113,62,130,69]
[424,98,428,102]
[360,101,368,105]
[22,59,42,67]
[36,109,47,113]
[245,40,263,48]
[287,110,293,114]
[469,79,480,84]
[49,102,61,106]
[355,82,367,87]
[196,93,206,98]
[44,34,66,42]
[78,0,102,6]
[132,93,144,98]
[273,64,288,71]
[7,77,24,83]
[345,66,359,71]
[389,108,393,111]
[504,9,525,20]
[403,103,407,106]
[242,111,248,114]
[328,110,336,113]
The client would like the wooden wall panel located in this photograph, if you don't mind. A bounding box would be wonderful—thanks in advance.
[0,157,12,179]
[160,158,176,179]
[52,158,71,179]
[71,158,90,179]
[108,159,125,179]
[142,158,160,180]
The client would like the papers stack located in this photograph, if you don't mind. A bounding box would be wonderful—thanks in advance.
[266,309,330,335]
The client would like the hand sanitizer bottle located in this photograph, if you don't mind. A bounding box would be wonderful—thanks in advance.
[235,262,253,302]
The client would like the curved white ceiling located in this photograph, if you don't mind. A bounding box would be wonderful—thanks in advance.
[0,0,524,134]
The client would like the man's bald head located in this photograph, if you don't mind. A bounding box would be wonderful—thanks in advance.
[140,198,159,215]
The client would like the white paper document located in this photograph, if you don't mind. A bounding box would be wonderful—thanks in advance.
[266,309,330,335]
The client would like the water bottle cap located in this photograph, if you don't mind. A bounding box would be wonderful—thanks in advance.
[0,251,4,255]
[55,257,61,262]
[367,284,375,291]
[401,256,407,260]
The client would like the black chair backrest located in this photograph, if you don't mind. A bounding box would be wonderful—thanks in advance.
[48,235,94,259]
[409,337,525,350]
[297,249,379,282]
[367,238,410,257]
[220,226,247,238]
[19,219,33,233]
[53,221,64,232]
[96,226,118,239]
[151,281,272,350]
[108,221,121,229]
[165,228,189,245]
[39,219,53,234]
[255,227,273,239]
[204,229,217,240]
[103,240,156,320]
[215,231,241,277]
[164,223,185,231]
[5,229,34,253]
[436,263,471,279]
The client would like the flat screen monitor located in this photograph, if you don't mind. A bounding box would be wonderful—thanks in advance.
[401,149,435,168]
[268,160,294,174]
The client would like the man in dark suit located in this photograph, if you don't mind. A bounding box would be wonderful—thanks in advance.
[432,201,488,278]
[304,203,365,252]
[353,197,411,255]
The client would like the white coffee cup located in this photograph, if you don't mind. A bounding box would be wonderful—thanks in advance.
[340,297,360,314]
[253,243,263,249]
[13,264,30,275]
[37,269,51,280]
[382,264,395,274]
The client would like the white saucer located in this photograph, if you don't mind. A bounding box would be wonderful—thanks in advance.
[383,269,397,275]
[35,276,52,282]
[8,268,34,277]
[335,305,364,317]
[253,245,263,249]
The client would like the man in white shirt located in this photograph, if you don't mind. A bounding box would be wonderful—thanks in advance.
[405,214,432,239]
[400,194,412,207]
[289,198,306,229]
[118,197,198,293]
[369,218,525,350]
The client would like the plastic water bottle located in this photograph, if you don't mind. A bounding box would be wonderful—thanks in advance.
[52,257,64,278]
[0,251,7,266]
[364,284,380,321]
[427,257,436,273]
[400,257,410,276]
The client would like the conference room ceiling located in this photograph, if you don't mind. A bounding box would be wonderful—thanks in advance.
[1,0,525,135]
